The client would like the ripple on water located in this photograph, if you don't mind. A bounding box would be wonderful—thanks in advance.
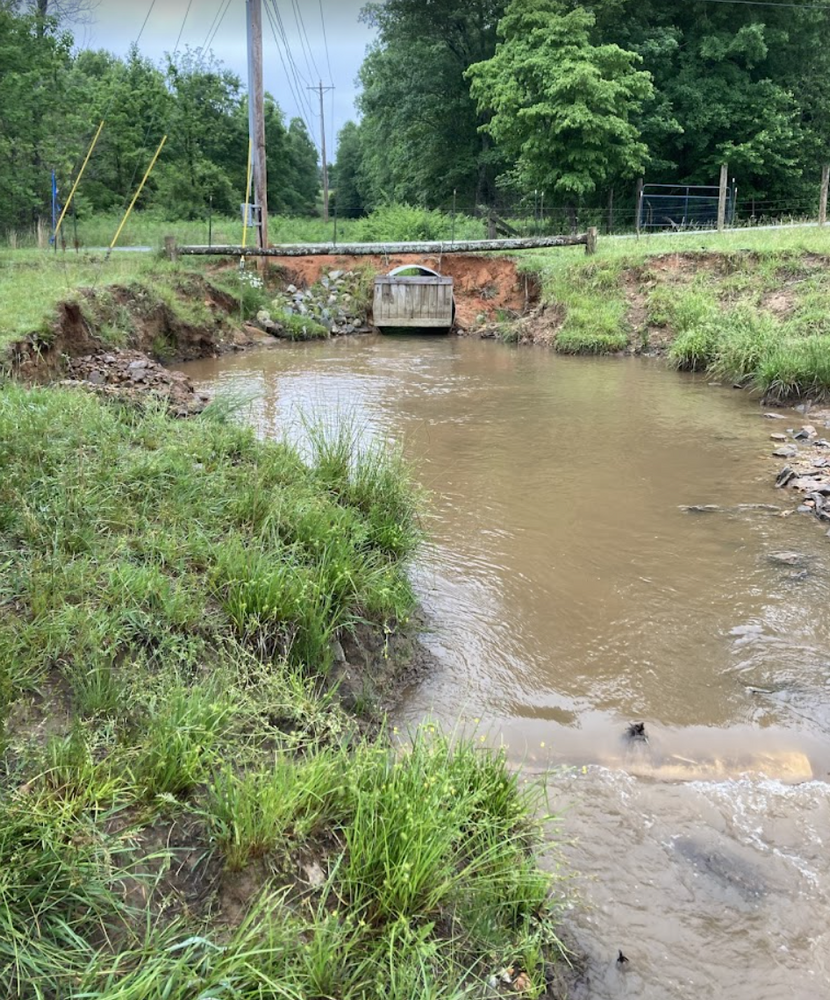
[175,337,830,997]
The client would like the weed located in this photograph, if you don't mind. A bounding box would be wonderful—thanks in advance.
[276,311,330,340]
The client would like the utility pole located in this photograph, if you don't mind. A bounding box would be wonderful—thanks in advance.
[309,80,335,221]
[247,0,268,252]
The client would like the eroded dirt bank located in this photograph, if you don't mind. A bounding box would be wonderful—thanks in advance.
[5,272,271,413]
[267,252,539,329]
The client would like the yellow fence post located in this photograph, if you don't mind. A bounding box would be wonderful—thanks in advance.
[54,120,105,245]
[108,135,168,253]
[241,138,253,265]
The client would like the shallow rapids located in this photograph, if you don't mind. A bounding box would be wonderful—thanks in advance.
[178,334,830,998]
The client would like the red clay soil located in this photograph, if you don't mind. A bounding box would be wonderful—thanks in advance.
[266,253,539,329]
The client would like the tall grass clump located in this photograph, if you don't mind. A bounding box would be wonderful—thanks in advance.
[754,335,830,401]
[0,382,570,997]
[710,306,780,384]
[545,259,630,354]
[665,290,721,370]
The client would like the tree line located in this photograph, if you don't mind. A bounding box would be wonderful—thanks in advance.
[0,2,321,235]
[334,0,830,223]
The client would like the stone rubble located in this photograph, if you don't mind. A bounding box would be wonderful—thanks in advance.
[256,269,372,339]
[59,350,211,416]
[772,411,830,527]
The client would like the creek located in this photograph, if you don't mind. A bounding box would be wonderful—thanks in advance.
[177,335,830,999]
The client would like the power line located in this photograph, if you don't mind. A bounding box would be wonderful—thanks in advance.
[201,0,231,53]
[263,0,319,140]
[173,0,195,54]
[290,0,322,85]
[318,0,335,85]
[134,0,158,49]
[204,0,234,55]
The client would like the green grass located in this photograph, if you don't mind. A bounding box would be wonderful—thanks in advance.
[1,204,488,253]
[0,383,568,997]
[518,226,830,398]
[275,310,330,340]
[0,252,276,352]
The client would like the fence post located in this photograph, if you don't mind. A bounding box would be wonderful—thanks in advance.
[585,227,598,255]
[717,163,728,232]
[607,188,614,235]
[635,177,644,236]
[820,165,829,226]
[164,236,179,262]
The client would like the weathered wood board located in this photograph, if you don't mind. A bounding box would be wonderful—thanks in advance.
[373,275,454,329]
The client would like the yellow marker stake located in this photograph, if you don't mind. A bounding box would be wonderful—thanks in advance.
[109,135,168,252]
[54,119,105,245]
[241,138,253,263]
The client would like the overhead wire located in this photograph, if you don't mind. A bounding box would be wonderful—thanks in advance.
[173,0,195,55]
[318,0,335,85]
[290,0,322,84]
[263,0,321,143]
[200,0,232,55]
[204,0,234,56]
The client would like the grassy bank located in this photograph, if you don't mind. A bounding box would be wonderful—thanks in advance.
[522,227,830,401]
[0,252,275,353]
[0,383,567,998]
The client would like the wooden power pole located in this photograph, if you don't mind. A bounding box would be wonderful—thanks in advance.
[309,80,335,222]
[246,0,268,251]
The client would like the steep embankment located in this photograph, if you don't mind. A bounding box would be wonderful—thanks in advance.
[517,249,830,404]
[3,265,274,412]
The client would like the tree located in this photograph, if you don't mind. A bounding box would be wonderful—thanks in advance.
[467,0,653,215]
[357,0,508,209]
[332,121,366,219]
[17,0,98,36]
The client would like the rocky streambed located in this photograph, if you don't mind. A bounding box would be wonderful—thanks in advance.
[766,409,830,529]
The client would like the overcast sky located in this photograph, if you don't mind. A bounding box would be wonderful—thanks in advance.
[69,0,376,158]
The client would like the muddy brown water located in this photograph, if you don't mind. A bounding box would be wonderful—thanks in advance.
[178,336,830,999]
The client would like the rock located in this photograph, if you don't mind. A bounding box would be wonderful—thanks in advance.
[814,439,830,449]
[286,284,297,294]
[680,504,721,513]
[303,862,326,889]
[763,412,787,420]
[770,433,789,442]
[773,446,798,458]
[767,551,811,567]
[256,309,271,325]
[127,359,150,370]
[795,425,818,440]
[797,504,814,513]
[329,269,344,280]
